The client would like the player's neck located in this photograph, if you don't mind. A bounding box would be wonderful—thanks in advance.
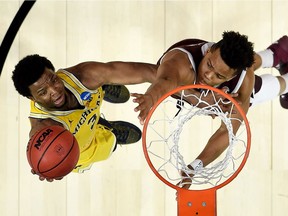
[63,89,84,110]
[49,89,84,111]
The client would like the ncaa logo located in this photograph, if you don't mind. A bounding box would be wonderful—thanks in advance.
[80,91,91,101]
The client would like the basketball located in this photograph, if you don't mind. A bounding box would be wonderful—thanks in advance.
[26,125,80,179]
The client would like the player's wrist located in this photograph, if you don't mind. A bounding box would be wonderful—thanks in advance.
[188,159,203,171]
[145,92,155,104]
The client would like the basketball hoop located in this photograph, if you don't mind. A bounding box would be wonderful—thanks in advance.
[142,85,251,215]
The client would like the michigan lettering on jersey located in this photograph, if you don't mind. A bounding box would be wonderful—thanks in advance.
[72,92,102,135]
[72,107,97,135]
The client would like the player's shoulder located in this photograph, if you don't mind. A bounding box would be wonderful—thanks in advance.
[239,68,255,95]
[58,63,93,84]
[244,67,255,83]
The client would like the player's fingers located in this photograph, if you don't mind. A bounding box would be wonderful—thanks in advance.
[138,116,145,125]
[138,110,149,125]
[181,179,192,189]
[134,99,151,112]
[133,96,145,104]
[55,177,63,180]
[210,114,216,119]
[230,93,238,98]
[130,92,141,96]
[134,103,147,124]
[221,86,229,93]
[181,184,191,190]
[176,179,191,190]
[39,176,45,181]
[130,93,143,99]
[131,94,143,104]
[134,103,143,112]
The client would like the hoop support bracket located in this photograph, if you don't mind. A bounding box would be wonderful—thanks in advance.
[177,188,217,215]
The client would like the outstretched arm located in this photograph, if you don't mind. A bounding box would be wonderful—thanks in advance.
[65,61,158,90]
[29,117,62,138]
[180,68,255,189]
[196,67,254,166]
[132,49,195,124]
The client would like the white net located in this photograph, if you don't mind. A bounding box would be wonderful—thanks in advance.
[144,86,250,190]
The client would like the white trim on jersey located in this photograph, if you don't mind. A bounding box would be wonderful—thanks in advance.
[201,42,214,54]
[159,47,196,71]
[231,70,246,93]
[159,47,197,84]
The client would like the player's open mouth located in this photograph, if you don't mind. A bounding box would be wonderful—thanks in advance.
[54,94,65,106]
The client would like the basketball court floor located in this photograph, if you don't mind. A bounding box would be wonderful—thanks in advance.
[0,1,288,215]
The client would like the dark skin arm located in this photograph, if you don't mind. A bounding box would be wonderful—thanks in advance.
[29,117,62,138]
[65,61,158,90]
[197,52,260,166]
[179,66,255,189]
[132,50,195,124]
[197,66,254,166]
[131,50,238,124]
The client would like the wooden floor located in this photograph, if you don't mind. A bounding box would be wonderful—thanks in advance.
[0,1,288,215]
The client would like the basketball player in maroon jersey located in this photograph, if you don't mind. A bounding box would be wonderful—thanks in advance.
[132,31,288,188]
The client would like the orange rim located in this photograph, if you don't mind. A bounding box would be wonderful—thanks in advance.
[142,84,251,191]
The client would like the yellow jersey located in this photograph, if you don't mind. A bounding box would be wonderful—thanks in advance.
[29,69,116,173]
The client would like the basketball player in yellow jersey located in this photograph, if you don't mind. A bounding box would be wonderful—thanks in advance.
[12,54,157,181]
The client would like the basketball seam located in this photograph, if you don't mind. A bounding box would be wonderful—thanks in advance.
[37,128,67,174]
[40,134,77,178]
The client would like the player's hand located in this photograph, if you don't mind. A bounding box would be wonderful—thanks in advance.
[206,87,240,117]
[220,86,239,101]
[218,87,241,114]
[177,169,193,189]
[131,93,154,125]
[31,169,63,182]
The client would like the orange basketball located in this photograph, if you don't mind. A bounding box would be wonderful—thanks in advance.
[26,125,80,179]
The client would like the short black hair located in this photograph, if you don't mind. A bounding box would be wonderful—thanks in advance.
[12,54,55,97]
[211,31,254,74]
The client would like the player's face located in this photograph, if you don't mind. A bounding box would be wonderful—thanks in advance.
[197,48,237,87]
[28,68,66,109]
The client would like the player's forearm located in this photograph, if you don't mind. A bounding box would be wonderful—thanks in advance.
[195,127,229,167]
[195,113,244,167]
[106,61,158,84]
[145,78,178,105]
[29,118,62,138]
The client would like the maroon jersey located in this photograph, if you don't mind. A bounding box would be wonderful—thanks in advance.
[157,39,207,73]
[157,39,262,102]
